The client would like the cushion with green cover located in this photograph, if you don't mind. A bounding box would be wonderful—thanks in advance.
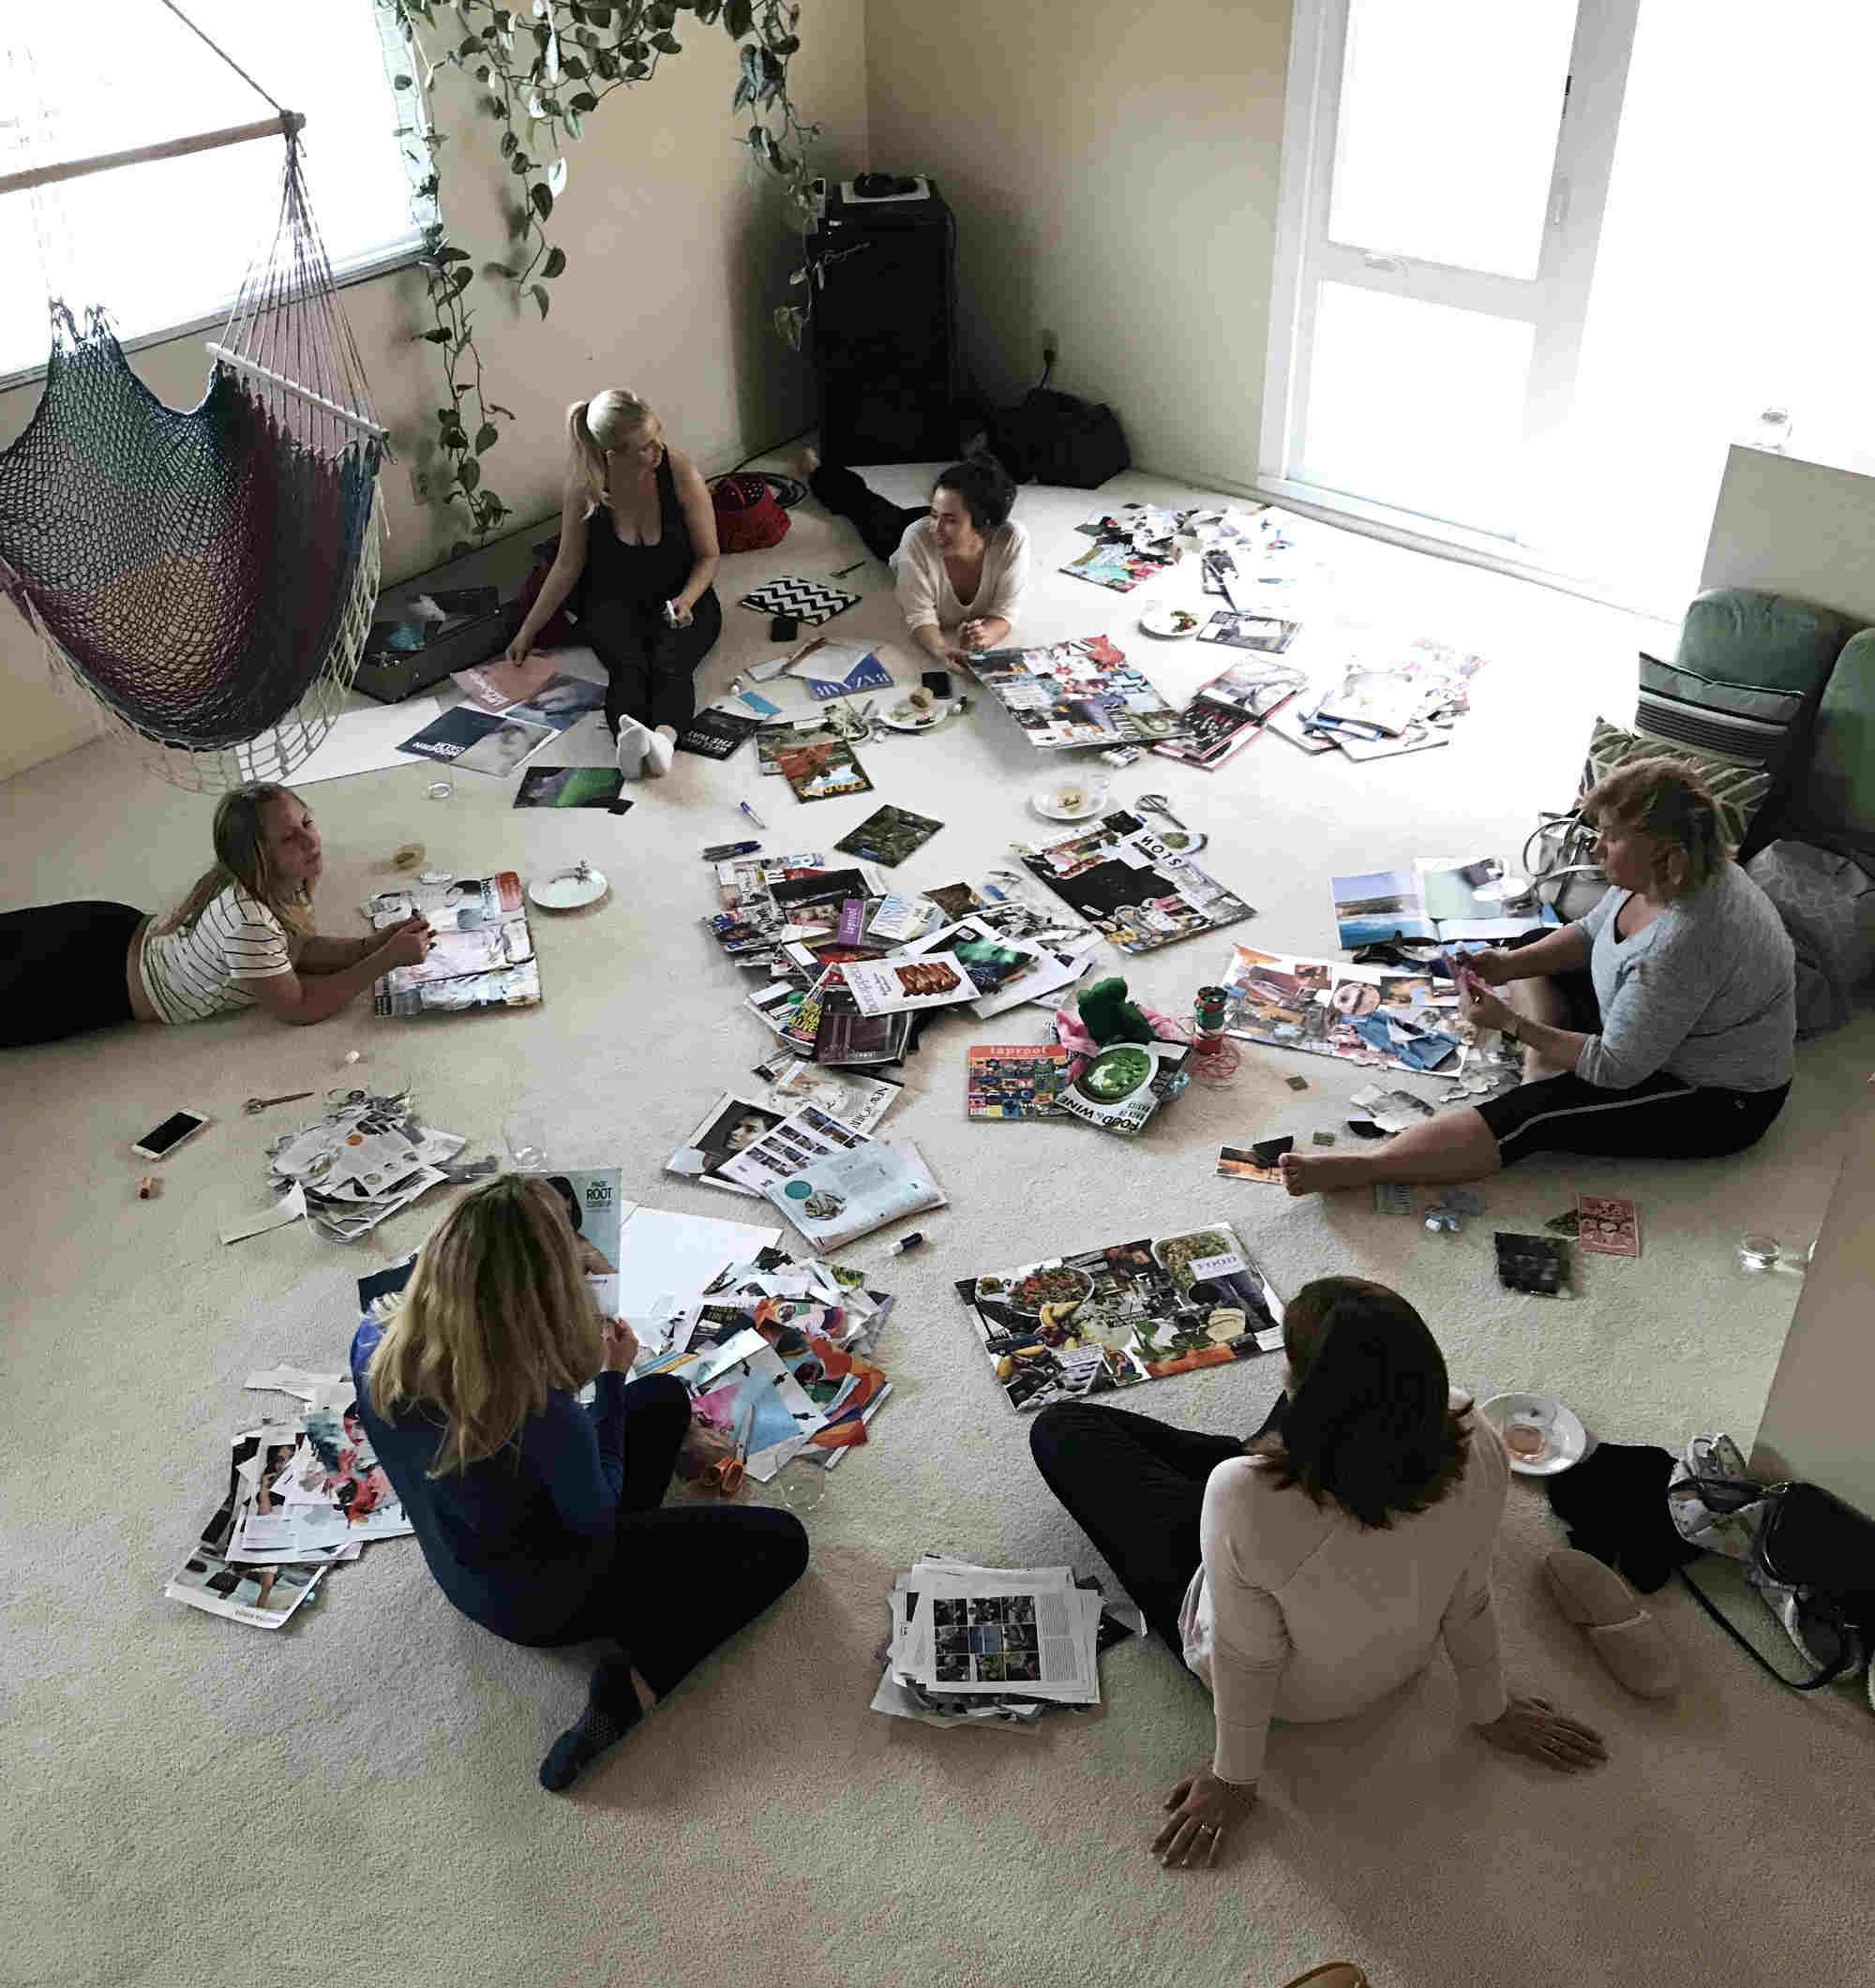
[1787,626,1875,857]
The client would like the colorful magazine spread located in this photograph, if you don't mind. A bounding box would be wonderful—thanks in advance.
[965,635,1189,751]
[834,804,944,868]
[1330,858,1558,948]
[512,766,628,810]
[365,871,541,1018]
[1012,811,1255,954]
[1154,655,1308,770]
[1217,943,1478,1077]
[770,731,874,801]
[762,1138,947,1249]
[958,1220,1284,1413]
[967,1044,1070,1119]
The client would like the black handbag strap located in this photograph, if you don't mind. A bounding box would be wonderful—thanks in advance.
[1677,1562,1855,1691]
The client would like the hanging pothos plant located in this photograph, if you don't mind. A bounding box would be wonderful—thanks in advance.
[384,0,823,555]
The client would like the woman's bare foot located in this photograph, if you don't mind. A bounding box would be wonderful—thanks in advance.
[795,443,820,481]
[1280,1149,1381,1197]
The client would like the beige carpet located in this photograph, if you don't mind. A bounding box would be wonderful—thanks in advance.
[4,470,1872,1988]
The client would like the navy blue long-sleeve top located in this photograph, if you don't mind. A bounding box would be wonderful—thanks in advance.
[351,1317,624,1645]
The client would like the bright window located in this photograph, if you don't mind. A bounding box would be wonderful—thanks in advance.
[0,1,427,384]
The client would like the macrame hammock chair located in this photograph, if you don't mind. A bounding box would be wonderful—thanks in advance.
[0,85,386,791]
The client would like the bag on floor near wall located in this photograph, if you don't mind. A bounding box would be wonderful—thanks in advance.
[1670,1433,1875,1693]
[988,389,1130,488]
[710,472,793,553]
[1743,839,1875,1036]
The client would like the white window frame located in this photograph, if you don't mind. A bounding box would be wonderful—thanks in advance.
[1259,0,1639,586]
[0,1,432,396]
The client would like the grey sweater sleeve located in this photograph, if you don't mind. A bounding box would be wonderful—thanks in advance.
[1578,940,1711,1087]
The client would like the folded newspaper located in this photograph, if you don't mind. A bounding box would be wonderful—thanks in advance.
[263,1090,465,1242]
[873,1556,1117,1727]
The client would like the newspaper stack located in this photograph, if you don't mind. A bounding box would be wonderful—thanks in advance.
[164,1369,412,1632]
[265,1089,465,1241]
[873,1556,1107,1728]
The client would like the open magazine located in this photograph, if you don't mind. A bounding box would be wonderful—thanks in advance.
[761,1138,947,1250]
[965,635,1190,751]
[1012,811,1255,954]
[1331,856,1558,947]
[957,1219,1284,1413]
[365,871,542,1018]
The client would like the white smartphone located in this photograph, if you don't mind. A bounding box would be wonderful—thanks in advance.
[130,1109,211,1160]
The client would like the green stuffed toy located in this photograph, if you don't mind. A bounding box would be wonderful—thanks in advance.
[1078,975,1155,1046]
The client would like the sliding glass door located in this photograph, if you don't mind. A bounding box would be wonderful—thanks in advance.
[1266,0,1638,546]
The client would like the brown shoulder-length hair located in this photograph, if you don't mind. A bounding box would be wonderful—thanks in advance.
[156,784,316,940]
[1252,1277,1469,1529]
[1582,755,1732,899]
[367,1174,605,1476]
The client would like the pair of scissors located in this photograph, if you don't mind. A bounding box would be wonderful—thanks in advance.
[245,1089,317,1115]
[698,1392,758,1499]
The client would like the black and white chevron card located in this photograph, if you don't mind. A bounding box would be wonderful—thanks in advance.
[737,575,862,625]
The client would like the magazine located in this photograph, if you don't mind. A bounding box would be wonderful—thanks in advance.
[1153,655,1309,770]
[966,635,1188,752]
[867,892,940,944]
[883,1558,1102,1707]
[532,1167,625,1312]
[677,706,770,758]
[499,672,607,734]
[1217,943,1485,1078]
[752,1054,902,1134]
[366,871,525,933]
[513,766,628,810]
[957,1219,1284,1414]
[165,1427,335,1631]
[453,649,564,712]
[717,1101,874,1195]
[922,873,1094,952]
[1059,539,1173,592]
[1331,858,1557,949]
[379,921,534,993]
[842,951,984,1018]
[1280,636,1487,756]
[396,705,555,777]
[1195,611,1299,653]
[762,1138,947,1249]
[788,640,893,701]
[374,960,541,1019]
[666,1094,790,1198]
[771,732,875,801]
[263,1092,465,1240]
[967,1044,1069,1119]
[908,917,1091,1019]
[227,1404,412,1563]
[1012,811,1255,954]
[1052,1039,1192,1136]
[834,804,944,867]
[756,720,839,773]
[809,975,917,1066]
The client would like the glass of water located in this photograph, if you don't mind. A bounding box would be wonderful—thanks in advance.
[1738,1233,1782,1273]
[503,1117,549,1172]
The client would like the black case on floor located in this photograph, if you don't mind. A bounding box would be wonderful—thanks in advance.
[352,602,521,704]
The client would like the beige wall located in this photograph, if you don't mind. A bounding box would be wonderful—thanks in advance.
[0,2,868,782]
[863,0,1292,482]
[1751,1092,1875,1515]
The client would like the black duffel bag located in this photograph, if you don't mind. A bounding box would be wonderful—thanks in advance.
[989,388,1130,488]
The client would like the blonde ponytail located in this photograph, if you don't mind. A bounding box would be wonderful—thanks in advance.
[565,388,655,519]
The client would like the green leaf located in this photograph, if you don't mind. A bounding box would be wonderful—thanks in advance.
[569,88,597,110]
[450,265,474,292]
[651,30,682,52]
[488,403,517,419]
[586,3,612,21]
[458,457,482,491]
[392,72,413,88]
[530,284,551,318]
[420,327,452,343]
[458,35,483,56]
[541,246,567,277]
[481,261,519,279]
[449,538,474,560]
[510,151,532,174]
[562,54,589,79]
[563,107,585,140]
[500,128,518,157]
[530,182,553,220]
[592,47,618,77]
[434,245,470,263]
[622,38,648,59]
[475,423,500,453]
[725,0,752,32]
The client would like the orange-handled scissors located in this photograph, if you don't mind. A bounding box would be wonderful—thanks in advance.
[699,1392,757,1500]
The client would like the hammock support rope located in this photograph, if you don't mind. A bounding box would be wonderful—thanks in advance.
[0,127,387,790]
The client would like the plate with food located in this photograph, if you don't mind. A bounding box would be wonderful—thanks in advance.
[1477,1392,1587,1475]
[1031,778,1110,823]
[1004,1263,1096,1317]
[1151,1227,1244,1292]
[1072,1043,1157,1106]
[878,696,947,733]
[527,862,609,911]
[1138,604,1201,640]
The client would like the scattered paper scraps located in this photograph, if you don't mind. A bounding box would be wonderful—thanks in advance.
[1285,1075,1310,1092]
[1494,1232,1573,1297]
[1218,944,1482,1081]
[667,1094,790,1198]
[264,1096,464,1242]
[1217,1145,1284,1186]
[1544,1208,1582,1237]
[1312,1131,1337,1146]
[1249,1135,1294,1167]
[1440,1187,1487,1216]
[834,804,944,868]
[1013,812,1255,956]
[960,1220,1284,1414]
[1576,1193,1641,1258]
[738,575,862,626]
[1372,1183,1415,1216]
[220,1182,308,1246]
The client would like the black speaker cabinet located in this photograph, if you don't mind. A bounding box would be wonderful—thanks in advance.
[809,185,954,463]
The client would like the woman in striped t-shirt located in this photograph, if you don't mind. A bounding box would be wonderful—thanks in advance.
[1,785,432,1049]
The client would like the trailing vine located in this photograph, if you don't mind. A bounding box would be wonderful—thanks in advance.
[384,0,823,555]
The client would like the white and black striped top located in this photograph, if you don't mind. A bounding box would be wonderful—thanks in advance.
[140,885,293,1024]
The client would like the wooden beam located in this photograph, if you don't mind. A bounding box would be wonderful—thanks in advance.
[0,112,304,199]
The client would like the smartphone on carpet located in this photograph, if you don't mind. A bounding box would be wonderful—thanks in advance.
[131,1109,210,1160]
[922,668,952,698]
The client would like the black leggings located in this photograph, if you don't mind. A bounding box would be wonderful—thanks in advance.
[1029,1396,1287,1658]
[1,902,144,1049]
[1476,1068,1791,1164]
[555,1375,809,1700]
[809,463,925,566]
[580,587,722,737]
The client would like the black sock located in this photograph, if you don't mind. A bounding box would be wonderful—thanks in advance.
[538,1656,645,1793]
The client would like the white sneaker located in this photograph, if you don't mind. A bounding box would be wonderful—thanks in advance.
[614,719,651,781]
[645,730,675,778]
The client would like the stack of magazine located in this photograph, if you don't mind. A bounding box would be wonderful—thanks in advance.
[366,871,540,1018]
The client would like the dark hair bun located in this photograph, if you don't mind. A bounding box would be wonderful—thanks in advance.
[934,452,1017,533]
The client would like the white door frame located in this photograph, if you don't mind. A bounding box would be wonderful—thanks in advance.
[1261,0,1639,550]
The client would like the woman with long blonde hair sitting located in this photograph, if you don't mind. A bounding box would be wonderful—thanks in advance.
[1,783,430,1049]
[504,388,721,781]
[352,1174,808,1791]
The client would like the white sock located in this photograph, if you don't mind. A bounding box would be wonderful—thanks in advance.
[614,719,651,781]
[645,730,675,777]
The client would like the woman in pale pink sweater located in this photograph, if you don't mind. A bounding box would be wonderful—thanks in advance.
[1030,1277,1608,1869]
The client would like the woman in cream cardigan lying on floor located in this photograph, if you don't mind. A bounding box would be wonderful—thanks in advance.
[0,783,431,1049]
[1030,1277,1607,1869]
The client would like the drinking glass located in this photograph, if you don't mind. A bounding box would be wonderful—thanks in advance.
[503,1117,549,1172]
[1737,1233,1781,1273]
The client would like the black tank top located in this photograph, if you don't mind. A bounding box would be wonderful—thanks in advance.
[583,454,695,606]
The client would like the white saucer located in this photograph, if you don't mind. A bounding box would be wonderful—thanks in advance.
[1478,1392,1587,1476]
[1031,781,1110,823]
[1138,604,1202,640]
[878,699,946,733]
[527,864,609,911]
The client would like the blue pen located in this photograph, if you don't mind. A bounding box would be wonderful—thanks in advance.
[740,800,768,830]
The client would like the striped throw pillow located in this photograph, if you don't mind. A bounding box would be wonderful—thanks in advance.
[1579,717,1773,854]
